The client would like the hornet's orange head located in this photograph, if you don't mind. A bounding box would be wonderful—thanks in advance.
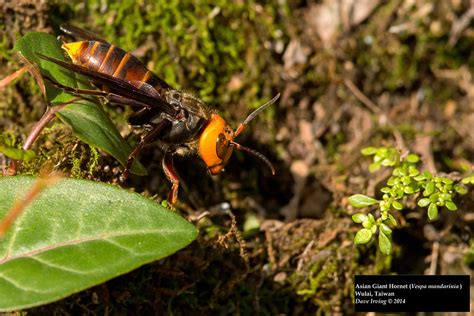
[198,93,280,176]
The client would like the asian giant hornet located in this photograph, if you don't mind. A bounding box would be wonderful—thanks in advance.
[38,25,279,206]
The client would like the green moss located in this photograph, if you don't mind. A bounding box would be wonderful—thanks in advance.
[296,258,338,299]
[70,143,101,178]
[70,144,83,178]
[87,146,100,176]
[0,34,12,61]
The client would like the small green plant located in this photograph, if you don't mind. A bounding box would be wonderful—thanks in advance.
[0,132,36,162]
[349,146,472,255]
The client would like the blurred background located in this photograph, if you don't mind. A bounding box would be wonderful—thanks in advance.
[0,0,473,314]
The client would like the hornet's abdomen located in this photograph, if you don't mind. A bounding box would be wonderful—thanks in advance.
[62,41,169,96]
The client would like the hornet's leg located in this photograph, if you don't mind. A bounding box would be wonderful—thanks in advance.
[162,149,179,206]
[123,119,170,178]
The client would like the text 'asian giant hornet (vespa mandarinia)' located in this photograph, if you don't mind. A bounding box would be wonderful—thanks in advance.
[38,24,280,206]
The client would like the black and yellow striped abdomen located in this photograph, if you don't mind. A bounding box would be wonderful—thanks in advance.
[62,41,168,96]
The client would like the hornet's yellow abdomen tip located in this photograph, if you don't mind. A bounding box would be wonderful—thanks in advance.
[61,41,86,61]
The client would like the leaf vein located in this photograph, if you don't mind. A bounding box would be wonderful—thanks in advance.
[28,255,91,275]
[104,238,137,255]
[0,229,180,265]
[0,271,49,294]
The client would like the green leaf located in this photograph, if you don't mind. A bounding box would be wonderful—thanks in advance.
[371,224,378,234]
[0,146,36,162]
[392,201,403,210]
[380,187,391,193]
[408,166,420,176]
[380,223,392,235]
[13,32,80,104]
[381,158,395,166]
[423,171,433,179]
[369,162,381,173]
[378,230,392,255]
[424,182,435,196]
[406,154,419,163]
[0,176,197,311]
[393,167,403,177]
[403,186,415,194]
[414,173,426,181]
[361,147,378,155]
[454,184,468,195]
[445,201,457,211]
[380,200,389,212]
[394,188,404,198]
[440,193,451,201]
[428,202,438,220]
[417,198,430,207]
[441,177,453,184]
[348,194,379,207]
[352,213,368,223]
[362,220,372,229]
[461,175,474,184]
[429,193,439,203]
[13,32,146,175]
[354,228,373,244]
[387,214,397,226]
[401,176,411,185]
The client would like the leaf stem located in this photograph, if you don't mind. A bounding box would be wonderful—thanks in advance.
[7,98,81,176]
[0,174,61,236]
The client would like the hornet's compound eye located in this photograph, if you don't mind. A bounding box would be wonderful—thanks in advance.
[216,133,233,163]
[216,133,228,159]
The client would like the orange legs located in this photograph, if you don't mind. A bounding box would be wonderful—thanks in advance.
[162,150,179,207]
